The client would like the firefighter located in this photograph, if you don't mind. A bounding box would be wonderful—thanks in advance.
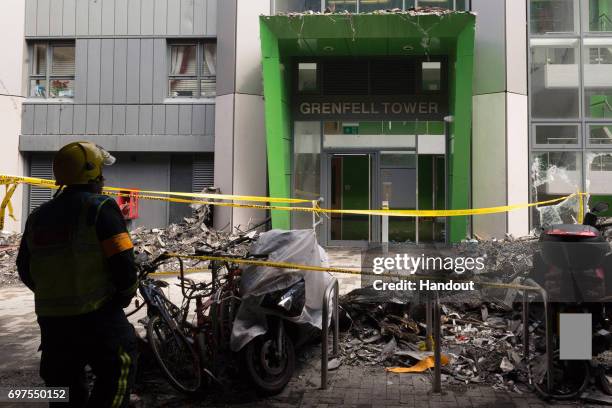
[16,142,138,408]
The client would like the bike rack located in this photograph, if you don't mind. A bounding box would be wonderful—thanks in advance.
[321,277,339,389]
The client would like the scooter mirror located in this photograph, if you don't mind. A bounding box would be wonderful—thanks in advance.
[593,202,610,213]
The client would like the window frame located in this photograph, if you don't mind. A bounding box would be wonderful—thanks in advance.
[28,41,75,100]
[532,123,582,148]
[167,40,217,99]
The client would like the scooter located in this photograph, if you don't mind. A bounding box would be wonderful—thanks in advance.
[530,202,612,399]
[240,279,306,395]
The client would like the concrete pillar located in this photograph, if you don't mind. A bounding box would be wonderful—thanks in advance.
[214,0,270,232]
[471,0,529,239]
[0,0,26,232]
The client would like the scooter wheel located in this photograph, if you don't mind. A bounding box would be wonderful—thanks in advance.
[243,330,295,396]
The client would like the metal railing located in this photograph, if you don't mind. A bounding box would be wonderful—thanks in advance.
[321,277,339,389]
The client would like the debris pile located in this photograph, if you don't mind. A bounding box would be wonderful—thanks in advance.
[338,291,535,392]
[0,231,22,286]
[276,6,470,17]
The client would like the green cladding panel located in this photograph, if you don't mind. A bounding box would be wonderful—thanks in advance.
[259,13,476,239]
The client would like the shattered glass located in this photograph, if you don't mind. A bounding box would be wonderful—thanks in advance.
[531,152,582,227]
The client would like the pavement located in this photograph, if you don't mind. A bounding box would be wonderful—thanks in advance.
[0,248,595,407]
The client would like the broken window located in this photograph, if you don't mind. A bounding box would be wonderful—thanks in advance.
[587,151,612,216]
[531,151,582,227]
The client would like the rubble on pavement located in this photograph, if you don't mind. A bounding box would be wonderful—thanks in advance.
[0,231,22,285]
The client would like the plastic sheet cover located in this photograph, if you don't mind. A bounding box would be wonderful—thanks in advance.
[230,229,333,351]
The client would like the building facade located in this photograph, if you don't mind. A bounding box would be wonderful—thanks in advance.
[4,0,611,244]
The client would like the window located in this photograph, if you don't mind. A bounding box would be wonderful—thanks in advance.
[534,124,580,146]
[298,63,318,92]
[584,0,612,32]
[589,124,612,145]
[29,42,75,99]
[530,0,577,34]
[530,40,580,118]
[422,61,441,91]
[325,0,357,12]
[359,0,404,12]
[168,42,216,98]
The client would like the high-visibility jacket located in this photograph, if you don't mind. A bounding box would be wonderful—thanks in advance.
[25,192,116,316]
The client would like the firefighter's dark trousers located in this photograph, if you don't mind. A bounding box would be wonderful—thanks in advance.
[37,303,137,408]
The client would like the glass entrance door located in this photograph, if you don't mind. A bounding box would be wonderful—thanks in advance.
[380,152,417,243]
[329,154,372,242]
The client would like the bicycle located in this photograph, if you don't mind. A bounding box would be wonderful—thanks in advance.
[135,232,261,394]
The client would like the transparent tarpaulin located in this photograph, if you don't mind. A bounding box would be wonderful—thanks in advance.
[230,229,333,351]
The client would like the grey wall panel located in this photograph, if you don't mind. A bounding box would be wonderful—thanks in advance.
[180,0,194,35]
[140,39,154,103]
[75,0,89,36]
[99,105,113,134]
[194,0,206,35]
[73,105,87,134]
[63,0,76,36]
[152,105,165,133]
[59,105,73,134]
[49,0,63,36]
[126,39,140,103]
[152,39,167,102]
[206,0,217,36]
[127,0,141,36]
[37,0,51,37]
[125,105,139,134]
[47,105,60,134]
[112,105,126,134]
[22,105,35,135]
[100,40,114,103]
[192,105,205,135]
[141,0,155,35]
[102,0,115,35]
[87,39,102,104]
[89,0,103,36]
[165,105,179,134]
[25,0,37,37]
[34,105,48,134]
[113,39,127,103]
[167,0,181,35]
[86,105,100,134]
[179,105,192,134]
[154,0,167,35]
[139,105,153,134]
[75,40,88,103]
[115,0,129,35]
[205,104,214,134]
[472,0,506,95]
[216,0,236,96]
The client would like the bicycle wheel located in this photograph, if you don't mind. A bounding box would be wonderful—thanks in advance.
[532,349,590,400]
[147,314,202,394]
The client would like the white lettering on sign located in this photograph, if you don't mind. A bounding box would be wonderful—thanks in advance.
[299,101,440,116]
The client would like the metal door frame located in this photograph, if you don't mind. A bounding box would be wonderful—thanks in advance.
[321,150,380,247]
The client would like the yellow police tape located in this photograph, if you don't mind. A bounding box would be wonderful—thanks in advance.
[0,175,310,204]
[0,174,587,227]
[0,184,17,230]
[151,252,543,292]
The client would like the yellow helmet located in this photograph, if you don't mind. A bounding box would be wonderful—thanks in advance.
[53,142,116,185]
